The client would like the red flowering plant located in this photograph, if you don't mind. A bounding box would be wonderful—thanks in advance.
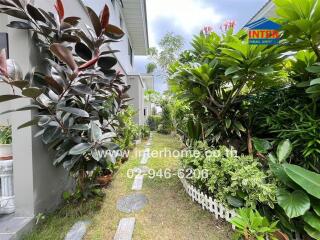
[0,0,130,198]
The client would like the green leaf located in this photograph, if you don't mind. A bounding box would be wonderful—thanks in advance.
[10,80,29,89]
[58,107,89,118]
[69,143,91,155]
[267,153,277,163]
[269,162,299,189]
[225,118,231,129]
[18,118,39,129]
[22,87,43,98]
[225,66,242,75]
[283,164,320,199]
[234,121,246,132]
[312,200,320,217]
[305,224,320,240]
[252,138,272,153]
[306,66,320,73]
[277,189,310,218]
[227,196,244,208]
[0,95,22,102]
[90,121,102,141]
[310,78,320,86]
[7,21,32,29]
[303,211,320,232]
[0,104,41,115]
[276,139,292,163]
[70,124,89,131]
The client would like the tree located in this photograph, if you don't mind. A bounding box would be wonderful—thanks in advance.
[148,32,184,75]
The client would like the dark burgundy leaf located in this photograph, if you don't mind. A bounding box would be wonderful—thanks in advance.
[60,34,80,43]
[60,21,72,30]
[71,84,92,95]
[49,43,78,71]
[86,6,102,36]
[104,24,124,39]
[22,87,43,98]
[99,4,109,29]
[63,17,80,26]
[0,95,22,102]
[54,0,64,22]
[44,76,63,94]
[11,0,23,8]
[0,0,16,7]
[38,8,57,27]
[4,9,29,20]
[76,31,94,50]
[7,21,32,29]
[98,57,117,73]
[10,80,29,89]
[26,4,46,22]
[75,42,92,61]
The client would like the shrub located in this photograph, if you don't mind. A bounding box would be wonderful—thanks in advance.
[159,100,173,134]
[181,145,277,208]
[147,115,161,131]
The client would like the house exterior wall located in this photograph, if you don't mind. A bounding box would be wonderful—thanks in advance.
[127,76,145,125]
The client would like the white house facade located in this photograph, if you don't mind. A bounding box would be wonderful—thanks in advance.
[0,0,151,238]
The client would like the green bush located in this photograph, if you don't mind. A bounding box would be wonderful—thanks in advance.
[159,100,174,134]
[147,115,161,131]
[181,145,277,209]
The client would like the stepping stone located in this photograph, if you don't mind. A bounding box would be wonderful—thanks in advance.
[133,166,150,174]
[117,193,148,213]
[65,221,90,240]
[140,155,149,164]
[114,217,135,240]
[146,142,151,146]
[132,175,144,190]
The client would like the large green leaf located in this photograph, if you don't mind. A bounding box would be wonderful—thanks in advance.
[277,189,310,218]
[0,95,22,102]
[22,87,43,98]
[305,224,320,240]
[69,143,91,155]
[283,164,320,199]
[276,139,292,163]
[252,138,272,153]
[312,200,320,217]
[303,211,320,232]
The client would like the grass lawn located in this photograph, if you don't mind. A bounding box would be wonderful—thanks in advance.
[85,133,231,240]
[23,133,231,240]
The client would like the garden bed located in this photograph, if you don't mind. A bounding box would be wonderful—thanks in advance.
[180,177,304,240]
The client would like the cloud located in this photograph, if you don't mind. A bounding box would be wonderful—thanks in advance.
[146,0,223,46]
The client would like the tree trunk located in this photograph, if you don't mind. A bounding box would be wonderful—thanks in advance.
[247,128,253,154]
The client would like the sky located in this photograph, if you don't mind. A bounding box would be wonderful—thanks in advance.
[135,0,268,92]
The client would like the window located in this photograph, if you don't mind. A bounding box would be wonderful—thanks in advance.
[128,40,133,66]
[120,15,123,28]
[144,108,148,116]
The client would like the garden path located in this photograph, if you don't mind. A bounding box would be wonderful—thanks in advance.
[85,133,231,240]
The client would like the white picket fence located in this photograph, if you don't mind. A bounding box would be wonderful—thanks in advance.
[180,177,304,240]
[0,160,15,214]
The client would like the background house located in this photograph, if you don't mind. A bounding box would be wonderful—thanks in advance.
[0,0,150,238]
[246,0,276,24]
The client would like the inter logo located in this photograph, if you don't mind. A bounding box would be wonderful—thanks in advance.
[244,18,281,45]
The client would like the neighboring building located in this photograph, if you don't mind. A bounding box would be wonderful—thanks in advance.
[0,0,150,238]
[246,0,276,25]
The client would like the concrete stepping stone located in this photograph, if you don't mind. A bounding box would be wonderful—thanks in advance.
[140,155,149,164]
[114,217,135,240]
[65,221,90,240]
[117,193,148,213]
[133,166,150,174]
[132,175,144,190]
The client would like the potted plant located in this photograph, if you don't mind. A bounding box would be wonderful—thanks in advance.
[0,125,12,161]
[95,161,118,187]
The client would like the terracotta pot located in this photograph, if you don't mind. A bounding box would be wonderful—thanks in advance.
[0,144,12,161]
[272,231,289,240]
[96,174,112,186]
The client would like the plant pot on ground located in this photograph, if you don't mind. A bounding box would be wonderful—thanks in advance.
[0,125,12,160]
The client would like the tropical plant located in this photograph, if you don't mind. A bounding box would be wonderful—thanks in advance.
[229,208,280,240]
[0,125,11,144]
[0,0,130,197]
[268,140,320,239]
[147,115,161,131]
[169,28,285,152]
[181,145,277,208]
[158,99,173,134]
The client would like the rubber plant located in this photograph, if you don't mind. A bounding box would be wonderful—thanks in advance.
[0,0,131,198]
